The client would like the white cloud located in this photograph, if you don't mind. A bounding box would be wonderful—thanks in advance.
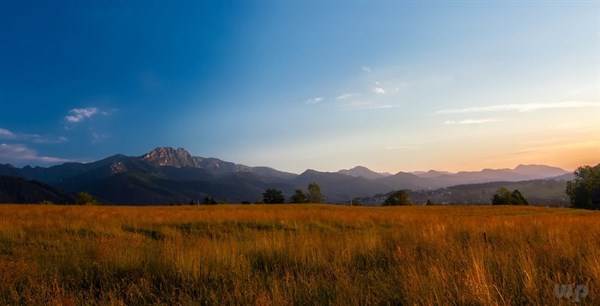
[65,107,100,123]
[437,101,600,114]
[0,128,67,144]
[342,100,395,110]
[444,118,499,125]
[26,134,68,144]
[305,97,324,105]
[362,66,372,73]
[336,93,357,100]
[0,143,70,165]
[0,128,16,139]
[373,87,386,95]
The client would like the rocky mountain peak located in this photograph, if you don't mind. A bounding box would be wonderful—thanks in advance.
[142,147,197,168]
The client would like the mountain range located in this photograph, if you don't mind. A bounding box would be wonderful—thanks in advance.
[355,177,571,206]
[0,147,574,204]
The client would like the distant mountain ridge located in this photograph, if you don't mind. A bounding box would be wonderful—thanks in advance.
[337,166,392,179]
[409,164,569,187]
[356,177,572,206]
[0,146,574,204]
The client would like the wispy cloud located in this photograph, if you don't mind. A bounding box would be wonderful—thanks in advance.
[341,100,395,110]
[0,143,70,165]
[336,93,357,100]
[444,118,499,125]
[65,107,100,123]
[361,66,372,73]
[0,128,67,144]
[305,97,324,105]
[0,128,16,139]
[372,87,386,95]
[437,101,600,114]
[26,134,68,144]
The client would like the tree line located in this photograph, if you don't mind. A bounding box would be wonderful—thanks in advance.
[262,182,323,204]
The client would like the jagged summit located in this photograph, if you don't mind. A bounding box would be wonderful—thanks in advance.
[139,147,295,179]
[142,147,197,168]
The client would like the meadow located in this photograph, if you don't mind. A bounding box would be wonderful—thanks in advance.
[0,204,598,305]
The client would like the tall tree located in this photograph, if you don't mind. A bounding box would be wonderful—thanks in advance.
[290,189,307,203]
[76,192,96,205]
[567,164,600,209]
[307,182,323,203]
[492,188,529,205]
[511,190,528,205]
[492,188,512,205]
[262,188,285,204]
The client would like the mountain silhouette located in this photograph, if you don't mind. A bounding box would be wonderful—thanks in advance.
[0,147,572,204]
[0,176,74,204]
[337,166,392,180]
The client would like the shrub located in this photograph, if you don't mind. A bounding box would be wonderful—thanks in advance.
[203,196,218,205]
[263,189,285,204]
[383,190,411,206]
[351,197,362,206]
[492,188,528,205]
[75,192,96,205]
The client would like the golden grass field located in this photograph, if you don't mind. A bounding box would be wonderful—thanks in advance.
[0,204,597,305]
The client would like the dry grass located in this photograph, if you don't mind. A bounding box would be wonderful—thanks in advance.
[0,204,598,305]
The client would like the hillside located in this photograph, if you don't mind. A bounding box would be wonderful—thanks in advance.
[412,179,570,206]
[0,176,74,204]
[356,178,570,206]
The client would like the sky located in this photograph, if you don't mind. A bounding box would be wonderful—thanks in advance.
[1,1,599,173]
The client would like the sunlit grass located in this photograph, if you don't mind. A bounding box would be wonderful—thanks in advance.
[0,204,597,305]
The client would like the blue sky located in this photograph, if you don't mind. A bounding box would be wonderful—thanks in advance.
[1,1,599,172]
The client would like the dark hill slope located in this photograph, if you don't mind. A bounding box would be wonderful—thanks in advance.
[0,176,74,204]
